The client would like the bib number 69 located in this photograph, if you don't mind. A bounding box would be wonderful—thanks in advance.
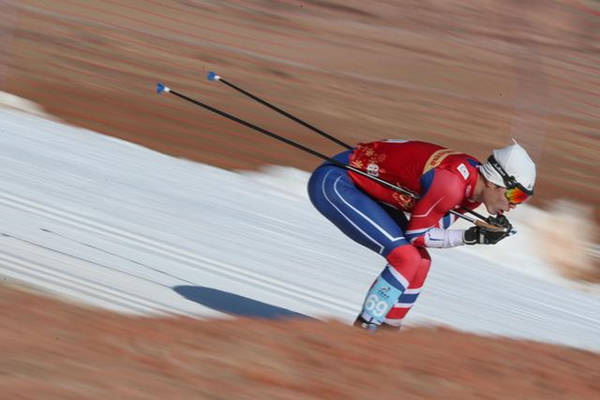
[365,294,389,318]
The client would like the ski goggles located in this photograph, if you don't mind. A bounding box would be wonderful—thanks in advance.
[487,156,534,204]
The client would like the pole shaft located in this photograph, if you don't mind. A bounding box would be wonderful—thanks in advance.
[170,89,417,198]
[166,88,498,229]
[219,78,353,150]
[171,90,331,161]
[213,77,494,224]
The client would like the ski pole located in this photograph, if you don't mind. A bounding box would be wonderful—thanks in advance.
[205,72,496,225]
[156,83,506,233]
[207,71,353,150]
[157,82,416,196]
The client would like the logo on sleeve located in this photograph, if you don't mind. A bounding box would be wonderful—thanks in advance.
[457,163,469,180]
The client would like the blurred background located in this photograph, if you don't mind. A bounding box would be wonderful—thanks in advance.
[1,1,599,398]
[2,0,598,211]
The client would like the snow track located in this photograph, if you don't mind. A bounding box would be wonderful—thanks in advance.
[1,109,599,352]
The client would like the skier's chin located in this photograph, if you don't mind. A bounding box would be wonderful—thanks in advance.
[485,207,503,217]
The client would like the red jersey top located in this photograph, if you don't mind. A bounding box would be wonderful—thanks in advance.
[347,140,481,246]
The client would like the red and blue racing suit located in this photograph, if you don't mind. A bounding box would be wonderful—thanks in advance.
[307,139,481,326]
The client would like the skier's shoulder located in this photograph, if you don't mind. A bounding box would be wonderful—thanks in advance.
[436,151,481,182]
[425,168,465,200]
[430,153,481,204]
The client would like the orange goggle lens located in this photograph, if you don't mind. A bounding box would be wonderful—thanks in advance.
[505,186,530,204]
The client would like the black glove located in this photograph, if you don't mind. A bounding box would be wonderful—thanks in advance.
[463,215,513,245]
[487,214,512,232]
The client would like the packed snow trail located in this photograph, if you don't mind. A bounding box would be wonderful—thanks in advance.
[0,109,598,352]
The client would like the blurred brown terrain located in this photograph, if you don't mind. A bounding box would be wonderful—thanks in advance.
[1,1,600,398]
[1,283,599,399]
[1,0,599,217]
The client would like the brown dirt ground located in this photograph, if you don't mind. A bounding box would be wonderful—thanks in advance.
[1,1,600,398]
[2,0,599,215]
[1,283,599,400]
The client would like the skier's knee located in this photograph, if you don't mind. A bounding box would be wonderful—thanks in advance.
[386,245,421,273]
[416,247,431,262]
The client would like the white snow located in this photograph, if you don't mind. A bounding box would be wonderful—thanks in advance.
[0,108,598,352]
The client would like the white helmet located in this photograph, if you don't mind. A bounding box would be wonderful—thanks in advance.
[480,140,536,192]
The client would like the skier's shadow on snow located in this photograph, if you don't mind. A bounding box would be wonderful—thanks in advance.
[173,286,313,320]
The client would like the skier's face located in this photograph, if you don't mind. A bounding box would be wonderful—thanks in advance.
[482,182,511,215]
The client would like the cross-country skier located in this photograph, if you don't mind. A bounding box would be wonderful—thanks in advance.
[307,139,535,330]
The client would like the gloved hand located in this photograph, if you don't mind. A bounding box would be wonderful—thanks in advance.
[487,214,512,232]
[463,215,513,245]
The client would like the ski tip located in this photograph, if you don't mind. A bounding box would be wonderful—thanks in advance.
[207,71,221,81]
[156,83,170,94]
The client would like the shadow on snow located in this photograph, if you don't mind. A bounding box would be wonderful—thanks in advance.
[173,285,313,320]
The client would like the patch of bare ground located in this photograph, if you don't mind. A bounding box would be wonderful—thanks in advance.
[2,0,599,219]
[1,283,599,399]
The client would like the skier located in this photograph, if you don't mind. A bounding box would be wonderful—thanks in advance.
[307,139,535,330]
